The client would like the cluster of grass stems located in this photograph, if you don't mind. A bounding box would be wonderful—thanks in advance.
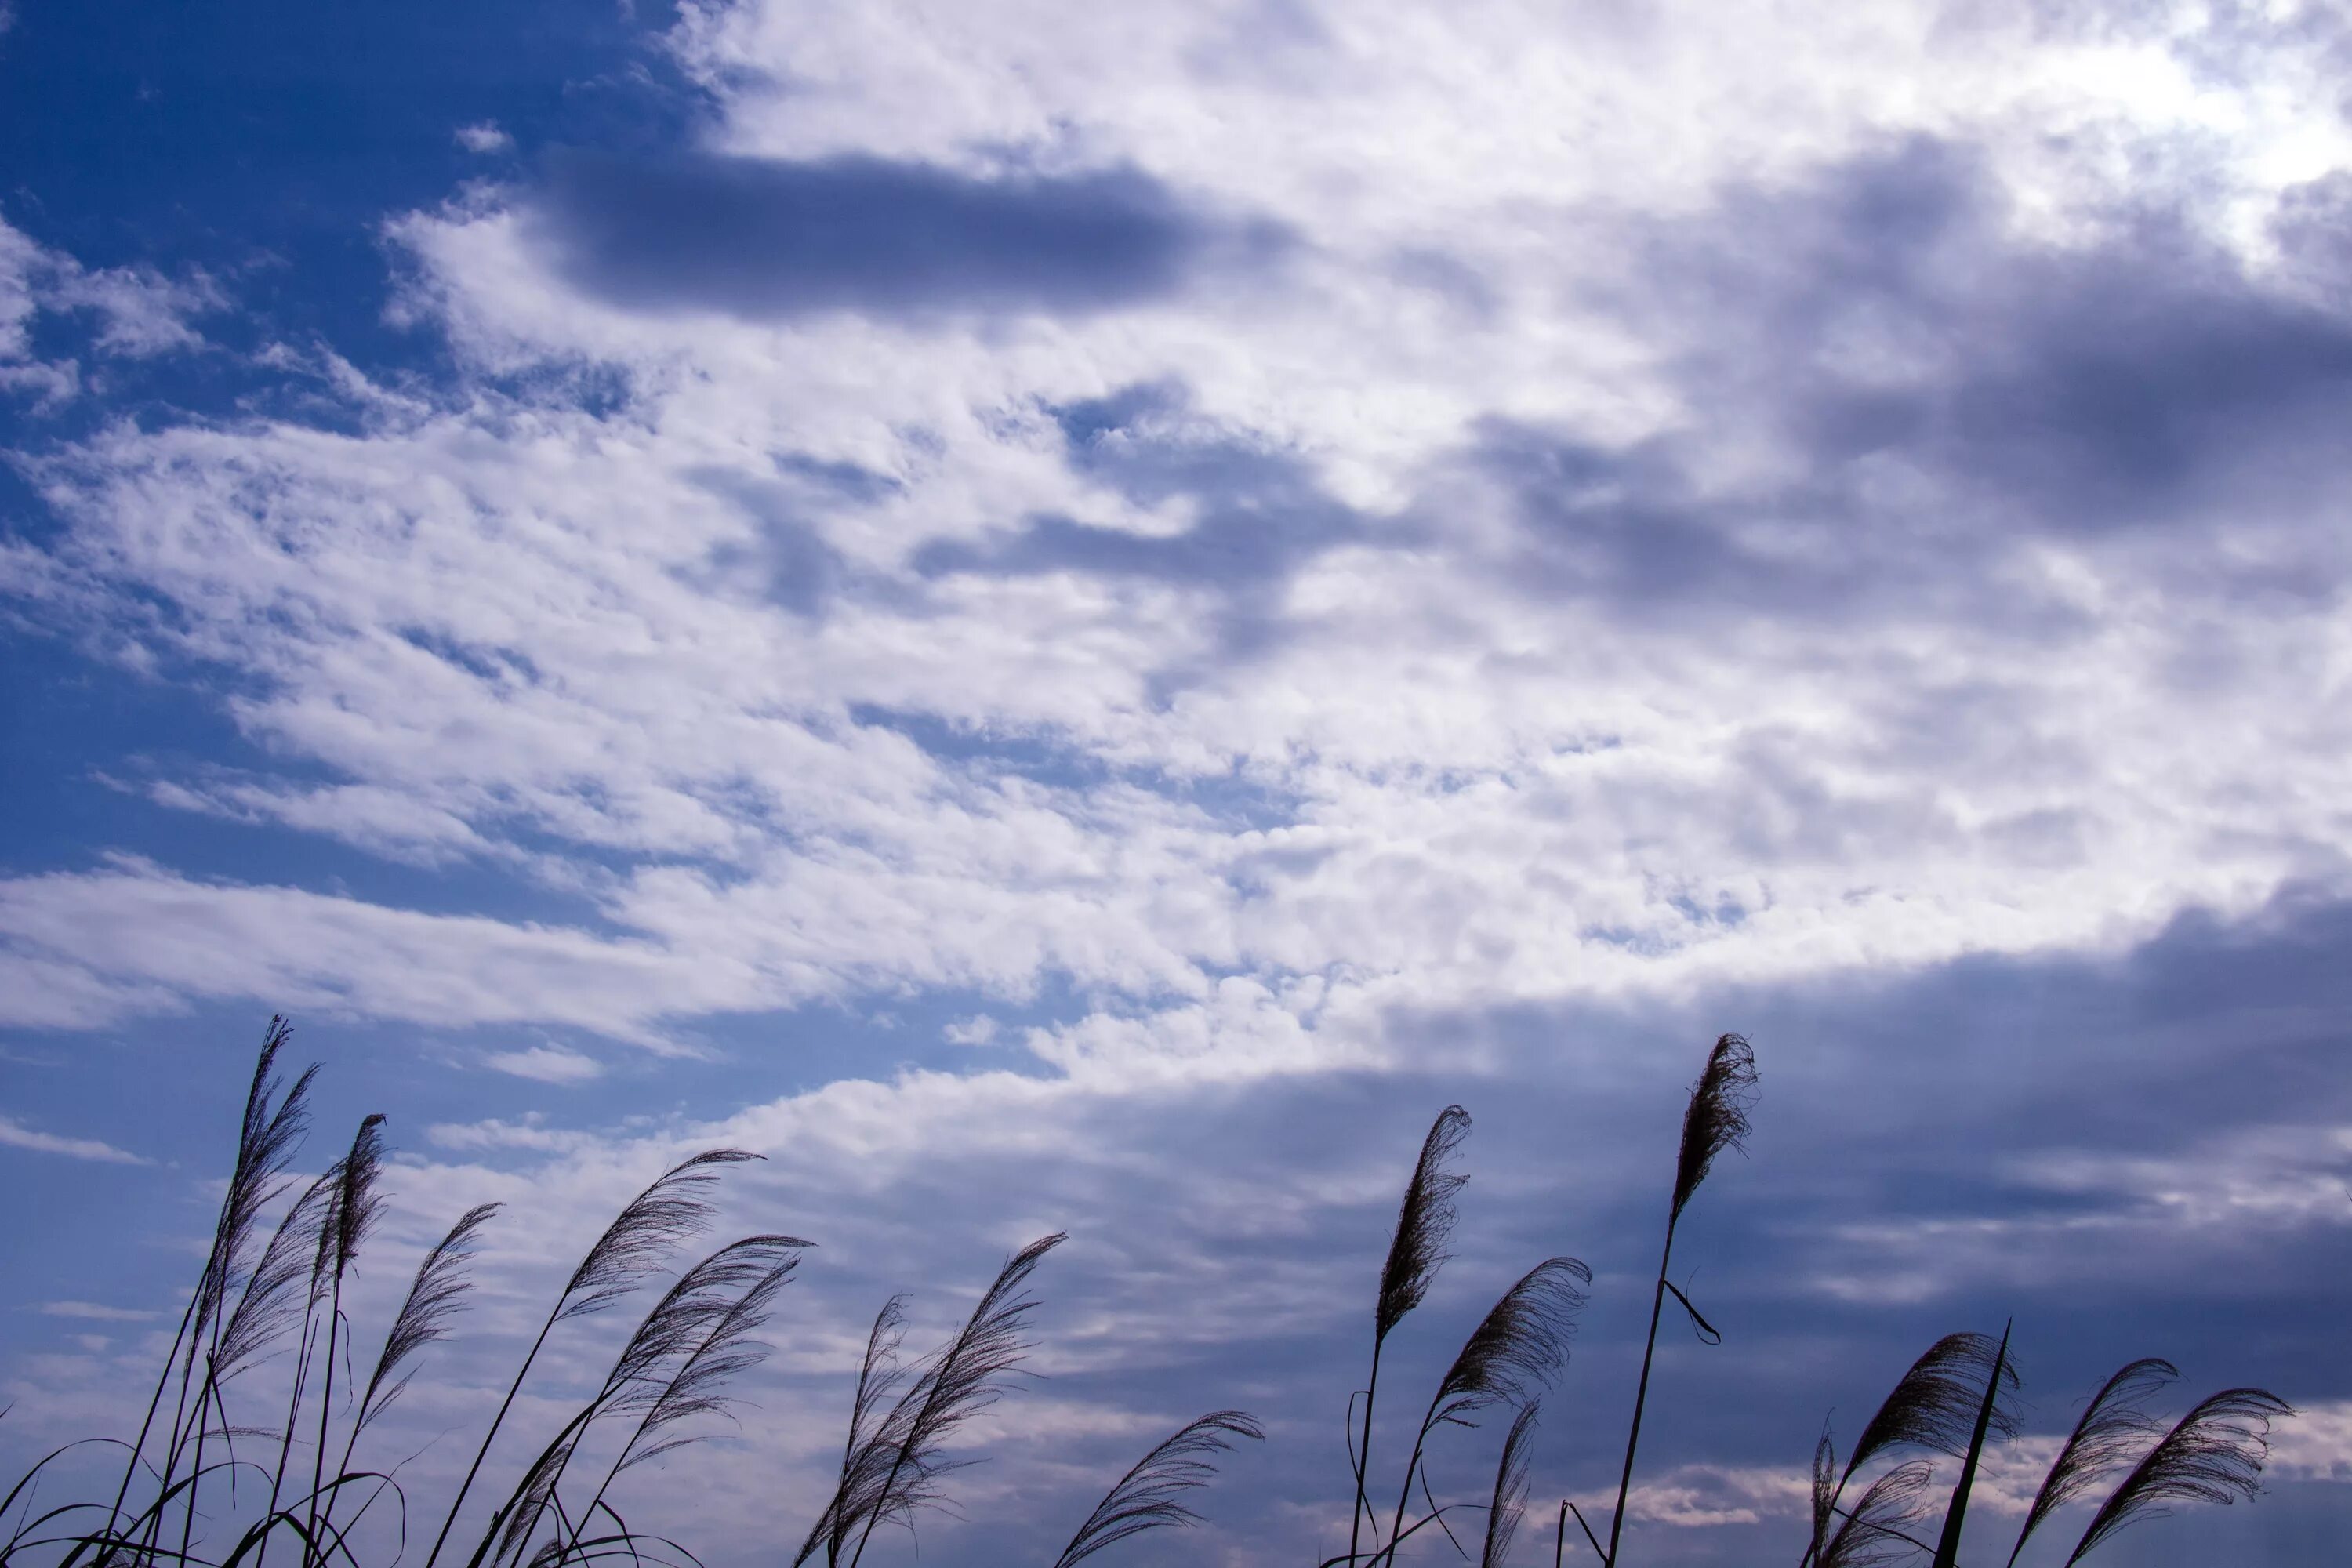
[0,1021,2297,1568]
[1330,1035,2294,1568]
[0,1021,1256,1568]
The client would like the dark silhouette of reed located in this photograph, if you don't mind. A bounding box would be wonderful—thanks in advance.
[0,1018,1258,1568]
[1599,1033,1755,1567]
[1800,1328,2288,1568]
[1048,1411,1264,1568]
[1350,1108,1472,1568]
[0,1016,2302,1568]
[1310,1033,2291,1568]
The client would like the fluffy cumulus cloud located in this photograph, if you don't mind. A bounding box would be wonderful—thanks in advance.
[3,2,2350,1565]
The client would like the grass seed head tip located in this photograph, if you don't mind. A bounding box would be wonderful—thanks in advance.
[1672,1033,1759,1219]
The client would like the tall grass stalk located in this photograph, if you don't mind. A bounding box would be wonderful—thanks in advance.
[416,1149,756,1568]
[1352,1108,1469,1568]
[1810,1330,2285,1568]
[97,1019,313,1568]
[1602,1033,1755,1568]
[303,1115,387,1567]
[483,1234,809,1568]
[1377,1258,1588,1566]
[1928,1320,2009,1568]
[5,1014,2303,1568]
[840,1232,1065,1568]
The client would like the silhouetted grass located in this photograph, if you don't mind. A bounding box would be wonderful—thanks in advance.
[0,1018,2300,1568]
[0,1022,1254,1568]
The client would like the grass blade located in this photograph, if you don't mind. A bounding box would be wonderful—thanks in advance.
[1929,1319,2012,1568]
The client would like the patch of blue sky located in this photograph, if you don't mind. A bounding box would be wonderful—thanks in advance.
[0,0,702,397]
[2,2,706,931]
[1,629,639,930]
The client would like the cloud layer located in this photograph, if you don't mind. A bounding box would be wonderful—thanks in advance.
[4,1,2350,1564]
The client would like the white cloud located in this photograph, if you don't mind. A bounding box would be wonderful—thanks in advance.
[942,1014,998,1045]
[2273,1398,2352,1483]
[0,1,2344,1101]
[0,859,750,1044]
[38,1301,160,1322]
[483,1044,606,1083]
[0,214,217,376]
[0,1115,148,1164]
[0,217,43,359]
[455,121,514,154]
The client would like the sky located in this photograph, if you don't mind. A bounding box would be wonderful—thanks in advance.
[2,1,2349,1565]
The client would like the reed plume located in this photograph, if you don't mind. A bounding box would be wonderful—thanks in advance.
[597,1236,809,1417]
[305,1114,390,1565]
[1800,1331,2016,1568]
[102,1019,315,1564]
[1378,1109,1473,1344]
[1606,1034,1756,1567]
[199,1025,322,1362]
[1670,1034,1757,1224]
[1928,1319,2011,1568]
[2061,1387,2292,1565]
[557,1152,761,1323]
[1844,1332,2019,1479]
[554,1243,808,1563]
[1817,1461,1932,1568]
[328,1116,391,1276]
[1048,1410,1262,1568]
[486,1236,808,1568]
[421,1149,757,1568]
[1381,1257,1587,1566]
[491,1436,577,1568]
[1808,1428,1837,1566]
[353,1204,503,1437]
[837,1232,1066,1568]
[608,1251,802,1473]
[1479,1405,1537,1568]
[1352,1107,1470,1568]
[1430,1258,1592,1425]
[2005,1358,2176,1567]
[213,1173,338,1388]
[797,1298,911,1568]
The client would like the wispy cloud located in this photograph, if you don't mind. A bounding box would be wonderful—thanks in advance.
[482,1044,605,1083]
[0,213,218,373]
[39,1301,160,1322]
[0,1115,147,1164]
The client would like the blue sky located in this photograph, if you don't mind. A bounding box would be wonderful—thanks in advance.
[2,2,2350,1565]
